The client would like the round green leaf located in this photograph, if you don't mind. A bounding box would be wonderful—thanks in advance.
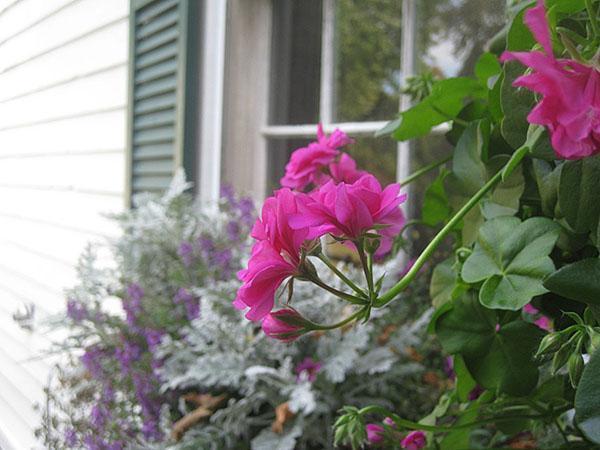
[575,349,600,444]
[462,216,560,310]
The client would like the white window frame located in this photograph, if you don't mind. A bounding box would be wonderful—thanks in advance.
[205,0,450,204]
[260,0,416,188]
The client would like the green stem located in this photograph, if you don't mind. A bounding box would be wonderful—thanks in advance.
[306,308,366,331]
[317,253,368,298]
[587,0,600,38]
[356,240,375,300]
[308,276,367,305]
[375,168,503,307]
[357,405,570,433]
[399,154,452,186]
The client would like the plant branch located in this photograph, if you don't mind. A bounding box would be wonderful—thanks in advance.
[306,308,367,331]
[586,0,600,38]
[399,154,452,186]
[375,168,504,307]
[316,253,368,298]
[307,276,368,305]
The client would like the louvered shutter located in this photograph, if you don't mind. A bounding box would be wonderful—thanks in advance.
[126,0,199,200]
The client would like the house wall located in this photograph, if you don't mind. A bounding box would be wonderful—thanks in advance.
[0,0,129,448]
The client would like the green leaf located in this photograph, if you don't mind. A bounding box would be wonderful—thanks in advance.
[501,126,543,181]
[506,6,536,51]
[500,62,535,149]
[422,170,451,227]
[547,0,586,13]
[381,78,486,141]
[558,155,600,234]
[436,294,542,396]
[475,53,502,88]
[430,258,457,308]
[575,349,600,444]
[454,355,477,402]
[532,160,562,217]
[544,258,600,306]
[462,216,560,310]
[450,121,489,195]
[530,129,557,161]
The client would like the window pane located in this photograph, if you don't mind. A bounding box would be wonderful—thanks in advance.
[267,136,396,195]
[418,0,506,77]
[333,0,402,122]
[270,0,322,125]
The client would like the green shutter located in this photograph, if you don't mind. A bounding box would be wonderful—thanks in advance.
[126,0,199,201]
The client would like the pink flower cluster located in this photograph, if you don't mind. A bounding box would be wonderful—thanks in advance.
[501,0,600,159]
[280,124,364,190]
[234,126,407,334]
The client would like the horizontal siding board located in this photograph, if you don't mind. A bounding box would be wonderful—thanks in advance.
[0,19,128,102]
[0,66,127,129]
[0,189,123,236]
[0,152,125,193]
[0,110,126,157]
[0,0,127,72]
[0,0,73,44]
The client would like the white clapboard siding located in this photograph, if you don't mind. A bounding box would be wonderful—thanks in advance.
[0,0,129,448]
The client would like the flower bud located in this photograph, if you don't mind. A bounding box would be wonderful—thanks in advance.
[366,424,385,445]
[261,309,307,342]
[536,332,563,356]
[551,342,571,374]
[401,430,427,450]
[568,353,584,387]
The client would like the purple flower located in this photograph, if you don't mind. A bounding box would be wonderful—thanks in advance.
[66,298,88,322]
[81,345,105,379]
[295,357,322,382]
[91,403,110,429]
[144,328,165,350]
[123,283,144,327]
[220,184,237,205]
[64,428,77,446]
[226,221,241,241]
[198,236,215,255]
[115,340,142,372]
[177,241,195,267]
[174,288,200,321]
[215,248,233,276]
[401,430,427,450]
[238,197,255,226]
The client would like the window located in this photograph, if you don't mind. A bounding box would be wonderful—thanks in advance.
[125,0,201,203]
[220,0,506,206]
[265,0,403,192]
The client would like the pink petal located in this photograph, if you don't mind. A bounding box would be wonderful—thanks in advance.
[524,0,553,56]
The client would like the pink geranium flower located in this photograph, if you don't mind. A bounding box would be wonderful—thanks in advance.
[401,430,427,450]
[234,241,299,321]
[328,153,367,184]
[280,124,354,190]
[235,189,312,321]
[500,0,600,159]
[290,174,407,256]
